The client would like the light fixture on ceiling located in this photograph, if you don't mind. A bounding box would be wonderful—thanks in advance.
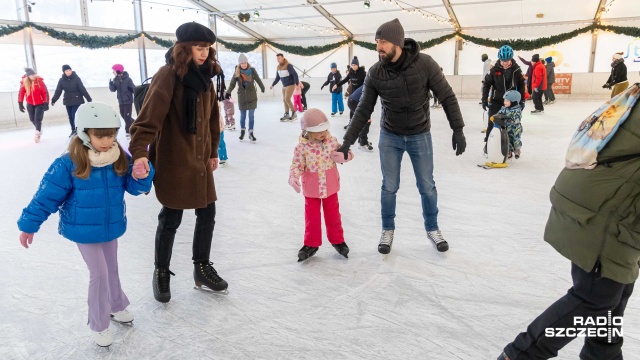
[238,12,250,22]
[364,0,370,9]
[254,10,260,18]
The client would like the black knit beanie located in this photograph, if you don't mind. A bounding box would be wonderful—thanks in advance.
[375,18,405,47]
[62,64,71,72]
[531,54,540,62]
[176,22,216,44]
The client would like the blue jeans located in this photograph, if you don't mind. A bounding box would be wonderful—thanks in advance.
[379,129,439,231]
[239,109,255,130]
[331,92,344,113]
[66,104,80,130]
[218,131,228,161]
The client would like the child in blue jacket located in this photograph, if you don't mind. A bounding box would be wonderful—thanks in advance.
[17,102,154,348]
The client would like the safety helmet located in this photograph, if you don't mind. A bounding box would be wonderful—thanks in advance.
[503,90,522,103]
[498,45,514,61]
[75,102,121,149]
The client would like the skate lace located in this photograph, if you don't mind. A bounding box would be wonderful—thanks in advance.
[380,230,394,246]
[428,230,446,244]
[202,262,223,283]
[157,269,175,293]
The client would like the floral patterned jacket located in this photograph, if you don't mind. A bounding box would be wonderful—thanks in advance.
[289,134,342,199]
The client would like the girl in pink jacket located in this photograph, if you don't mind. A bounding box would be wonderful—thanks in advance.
[289,108,353,262]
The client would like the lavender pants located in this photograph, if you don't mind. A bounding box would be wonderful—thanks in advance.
[77,239,129,332]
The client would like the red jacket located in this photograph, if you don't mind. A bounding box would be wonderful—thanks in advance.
[18,76,49,106]
[531,61,547,91]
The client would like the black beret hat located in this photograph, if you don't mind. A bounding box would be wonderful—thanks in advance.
[176,22,216,44]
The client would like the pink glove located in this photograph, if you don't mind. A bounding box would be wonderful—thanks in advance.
[288,177,301,193]
[19,232,34,249]
[331,150,354,164]
[133,162,148,179]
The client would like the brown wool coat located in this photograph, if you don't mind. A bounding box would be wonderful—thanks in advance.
[129,65,220,210]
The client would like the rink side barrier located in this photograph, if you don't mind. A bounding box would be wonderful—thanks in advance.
[1,72,635,130]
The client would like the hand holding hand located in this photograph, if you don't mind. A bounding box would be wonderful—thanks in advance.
[224,93,231,100]
[133,162,148,179]
[19,232,34,249]
[288,177,301,193]
[132,157,150,180]
[331,150,354,163]
[336,142,351,161]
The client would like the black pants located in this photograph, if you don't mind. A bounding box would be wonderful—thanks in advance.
[154,202,216,269]
[66,105,80,131]
[301,81,310,109]
[544,84,555,102]
[119,103,134,133]
[26,104,45,132]
[484,102,503,142]
[347,97,371,146]
[503,263,634,360]
[532,89,544,111]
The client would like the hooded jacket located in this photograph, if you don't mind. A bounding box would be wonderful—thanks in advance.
[289,133,343,199]
[336,66,366,93]
[109,71,136,105]
[344,38,464,145]
[531,61,548,91]
[272,59,299,87]
[18,76,49,106]
[52,71,92,106]
[482,60,526,104]
[545,61,556,84]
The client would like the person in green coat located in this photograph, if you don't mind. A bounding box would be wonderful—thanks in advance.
[225,54,265,142]
[499,86,640,360]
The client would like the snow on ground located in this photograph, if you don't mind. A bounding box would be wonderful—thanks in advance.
[0,96,638,359]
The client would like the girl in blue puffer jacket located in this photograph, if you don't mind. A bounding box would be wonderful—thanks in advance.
[17,102,154,348]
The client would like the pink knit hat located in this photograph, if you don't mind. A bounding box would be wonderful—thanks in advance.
[112,64,125,72]
[300,108,330,132]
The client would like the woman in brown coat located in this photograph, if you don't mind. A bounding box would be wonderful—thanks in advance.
[129,22,227,303]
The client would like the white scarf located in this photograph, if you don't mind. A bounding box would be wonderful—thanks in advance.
[88,143,121,168]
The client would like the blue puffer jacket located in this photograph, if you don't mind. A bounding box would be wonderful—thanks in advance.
[17,153,155,244]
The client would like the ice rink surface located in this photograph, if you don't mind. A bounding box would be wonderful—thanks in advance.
[1,96,638,359]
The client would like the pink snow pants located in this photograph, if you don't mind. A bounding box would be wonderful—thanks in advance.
[77,239,129,332]
[304,193,345,247]
[293,94,304,113]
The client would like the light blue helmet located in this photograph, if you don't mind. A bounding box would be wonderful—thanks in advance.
[75,102,121,150]
[503,90,521,103]
[498,45,514,61]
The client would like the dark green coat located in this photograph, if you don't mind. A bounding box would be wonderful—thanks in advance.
[226,66,265,111]
[545,96,640,284]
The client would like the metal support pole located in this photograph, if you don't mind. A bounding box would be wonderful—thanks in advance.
[79,0,89,26]
[133,0,147,81]
[262,42,268,79]
[348,41,353,65]
[211,15,219,58]
[454,38,462,75]
[18,0,36,70]
[588,30,598,73]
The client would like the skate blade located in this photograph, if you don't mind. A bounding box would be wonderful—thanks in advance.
[110,319,134,326]
[194,285,229,295]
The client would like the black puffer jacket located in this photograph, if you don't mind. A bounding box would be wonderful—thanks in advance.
[52,72,92,106]
[606,60,628,86]
[109,71,136,105]
[344,38,464,144]
[336,66,366,92]
[482,60,525,104]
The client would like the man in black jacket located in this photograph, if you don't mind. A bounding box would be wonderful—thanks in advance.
[336,18,466,254]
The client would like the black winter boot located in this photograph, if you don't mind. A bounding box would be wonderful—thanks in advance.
[194,261,228,293]
[153,268,175,303]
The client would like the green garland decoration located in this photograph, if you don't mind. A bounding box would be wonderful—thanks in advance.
[266,39,350,56]
[0,23,26,37]
[218,39,262,53]
[1,21,638,54]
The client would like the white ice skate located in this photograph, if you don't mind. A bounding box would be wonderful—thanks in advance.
[110,309,134,324]
[34,130,41,143]
[91,327,113,347]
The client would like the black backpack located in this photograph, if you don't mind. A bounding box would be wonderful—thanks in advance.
[133,77,152,113]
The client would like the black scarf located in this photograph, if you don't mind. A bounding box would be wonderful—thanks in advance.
[181,62,214,134]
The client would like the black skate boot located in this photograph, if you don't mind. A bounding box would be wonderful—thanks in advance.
[427,230,449,252]
[332,241,349,258]
[239,129,246,141]
[248,129,257,143]
[298,245,319,262]
[194,261,228,293]
[153,268,175,303]
[378,230,394,254]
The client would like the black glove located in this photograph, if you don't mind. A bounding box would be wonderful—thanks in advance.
[452,129,466,156]
[43,103,49,111]
[603,83,612,89]
[321,85,325,90]
[51,100,56,106]
[336,142,351,161]
[261,89,265,93]
[87,98,93,103]
[18,102,25,113]
[482,102,488,111]
[519,101,525,110]
[224,93,231,100]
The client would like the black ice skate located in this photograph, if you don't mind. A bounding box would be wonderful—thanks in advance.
[332,242,349,258]
[153,268,175,303]
[194,261,229,294]
[248,129,257,143]
[378,230,394,254]
[239,129,246,141]
[298,245,319,262]
[358,141,373,151]
[280,112,290,121]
